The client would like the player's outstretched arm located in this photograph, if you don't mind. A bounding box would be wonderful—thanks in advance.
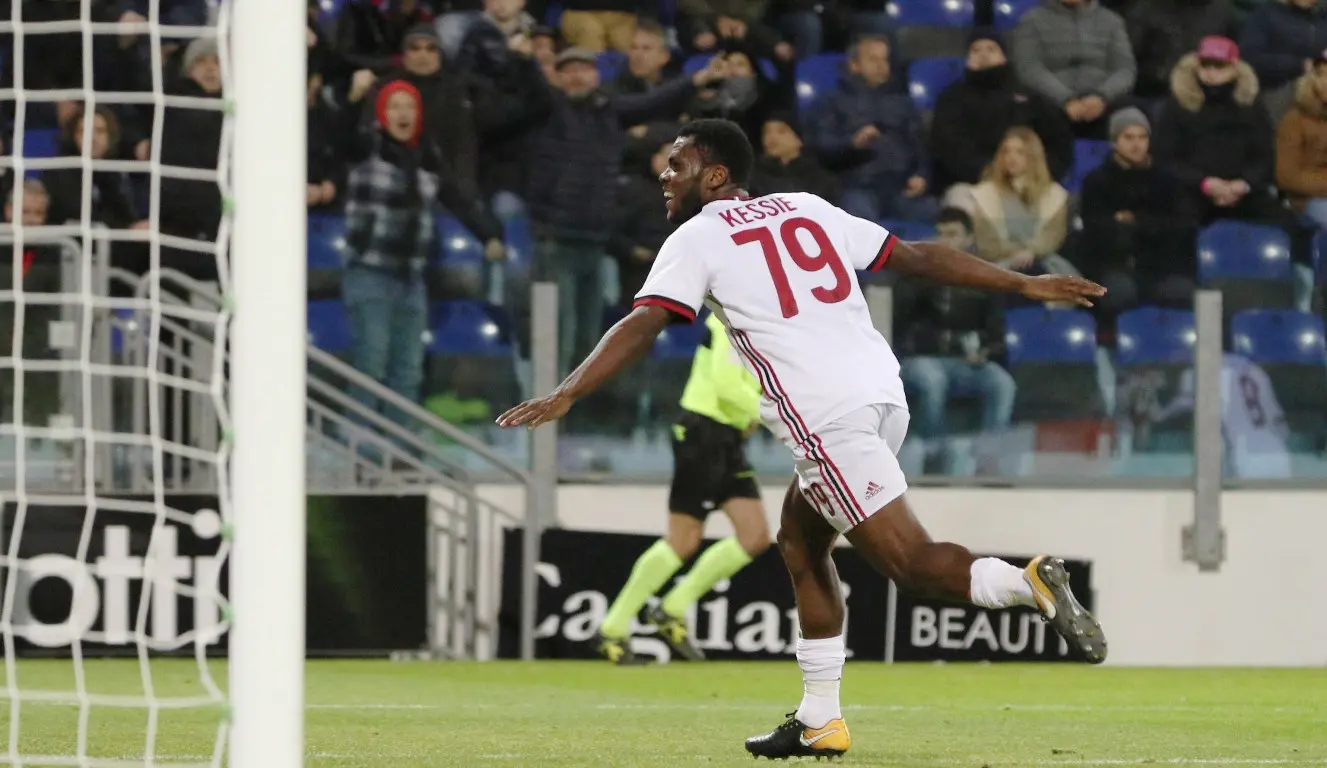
[496,305,673,429]
[887,239,1106,307]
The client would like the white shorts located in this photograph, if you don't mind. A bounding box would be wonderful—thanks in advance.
[793,403,909,534]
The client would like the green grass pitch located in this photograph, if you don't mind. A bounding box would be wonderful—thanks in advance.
[1,660,1325,766]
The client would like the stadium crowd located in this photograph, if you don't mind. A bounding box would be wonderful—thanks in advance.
[2,0,1326,476]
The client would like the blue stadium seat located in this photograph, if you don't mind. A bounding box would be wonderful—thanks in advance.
[597,50,627,84]
[543,2,563,27]
[314,0,350,37]
[885,0,975,26]
[993,0,1039,29]
[21,128,60,159]
[907,56,964,113]
[1312,228,1327,286]
[1197,221,1296,313]
[307,213,347,271]
[1004,307,1098,365]
[307,300,352,354]
[436,214,485,266]
[1231,309,1326,365]
[1062,140,1111,194]
[428,300,514,356]
[683,53,778,81]
[1115,307,1195,367]
[1003,307,1105,419]
[1197,221,1293,281]
[795,53,846,115]
[880,219,938,242]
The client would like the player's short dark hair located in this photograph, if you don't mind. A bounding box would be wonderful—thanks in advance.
[936,206,974,233]
[677,118,754,187]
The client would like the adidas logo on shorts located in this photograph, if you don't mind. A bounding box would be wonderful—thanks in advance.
[864,481,884,500]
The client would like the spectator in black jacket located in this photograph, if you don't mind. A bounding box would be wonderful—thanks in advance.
[896,207,1014,472]
[336,0,436,72]
[1153,36,1281,226]
[43,107,144,230]
[809,35,935,222]
[460,19,554,211]
[1080,107,1195,322]
[1127,0,1237,102]
[308,53,347,212]
[1239,0,1327,121]
[525,48,725,374]
[342,79,505,435]
[608,135,678,305]
[612,21,687,171]
[750,113,839,201]
[364,24,484,193]
[931,29,1073,198]
[157,36,224,279]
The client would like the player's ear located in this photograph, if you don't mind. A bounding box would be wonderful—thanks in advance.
[704,164,729,193]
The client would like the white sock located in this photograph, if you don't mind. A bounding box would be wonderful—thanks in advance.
[968,557,1035,609]
[794,634,845,729]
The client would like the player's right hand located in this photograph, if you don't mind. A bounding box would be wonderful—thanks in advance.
[1019,274,1106,308]
[497,392,574,429]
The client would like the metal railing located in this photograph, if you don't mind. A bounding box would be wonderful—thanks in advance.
[0,229,547,658]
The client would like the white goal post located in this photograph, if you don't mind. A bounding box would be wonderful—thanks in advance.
[230,0,306,766]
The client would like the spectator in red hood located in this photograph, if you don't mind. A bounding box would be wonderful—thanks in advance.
[341,78,505,439]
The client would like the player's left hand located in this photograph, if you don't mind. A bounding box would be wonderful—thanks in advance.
[497,392,574,429]
[1019,273,1107,308]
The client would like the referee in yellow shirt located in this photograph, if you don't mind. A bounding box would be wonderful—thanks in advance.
[596,314,772,664]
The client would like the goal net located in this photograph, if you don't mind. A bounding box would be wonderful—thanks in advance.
[0,0,304,765]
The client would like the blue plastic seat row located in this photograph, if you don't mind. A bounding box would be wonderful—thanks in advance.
[308,298,515,356]
[307,212,534,272]
[1013,305,1326,367]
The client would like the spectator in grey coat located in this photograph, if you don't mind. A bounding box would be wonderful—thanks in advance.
[1012,0,1137,138]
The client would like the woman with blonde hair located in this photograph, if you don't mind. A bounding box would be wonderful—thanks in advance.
[969,126,1076,275]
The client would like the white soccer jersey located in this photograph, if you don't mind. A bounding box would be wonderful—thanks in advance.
[634,192,906,449]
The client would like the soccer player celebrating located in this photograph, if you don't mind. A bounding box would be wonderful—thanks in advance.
[596,312,770,665]
[498,119,1108,760]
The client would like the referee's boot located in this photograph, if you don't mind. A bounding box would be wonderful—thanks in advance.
[745,713,850,760]
[645,604,705,661]
[594,632,644,665]
[1024,555,1108,664]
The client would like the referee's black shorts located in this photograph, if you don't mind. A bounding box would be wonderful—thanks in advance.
[668,411,760,520]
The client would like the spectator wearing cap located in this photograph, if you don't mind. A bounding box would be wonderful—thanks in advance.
[1011,0,1136,138]
[1080,107,1195,322]
[683,48,786,144]
[1240,0,1327,122]
[1127,0,1237,102]
[341,78,506,435]
[524,49,727,376]
[809,35,936,223]
[1153,36,1282,227]
[931,29,1073,201]
[1275,48,1327,228]
[750,114,839,202]
[336,0,437,72]
[156,36,225,279]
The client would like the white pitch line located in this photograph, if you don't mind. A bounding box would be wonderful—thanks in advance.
[304,701,1321,714]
